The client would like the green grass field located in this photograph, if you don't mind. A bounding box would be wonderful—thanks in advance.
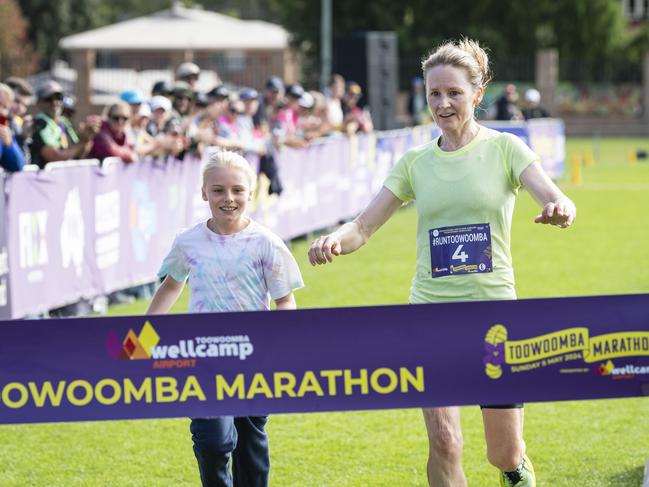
[1,137,648,486]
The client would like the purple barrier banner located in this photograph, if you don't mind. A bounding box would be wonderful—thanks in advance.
[6,163,100,317]
[484,120,565,178]
[0,174,11,320]
[526,118,566,178]
[3,122,564,317]
[1,294,647,425]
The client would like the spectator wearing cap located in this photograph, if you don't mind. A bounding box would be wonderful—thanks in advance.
[146,95,185,157]
[191,85,242,152]
[88,101,137,163]
[237,88,267,153]
[4,76,34,153]
[342,81,373,134]
[254,76,284,130]
[239,88,259,119]
[295,91,315,139]
[300,90,331,141]
[271,84,308,149]
[130,103,157,156]
[175,62,201,89]
[183,92,210,154]
[326,74,345,132]
[218,100,243,141]
[0,83,25,172]
[30,80,100,169]
[171,81,194,125]
[146,96,173,137]
[522,88,549,120]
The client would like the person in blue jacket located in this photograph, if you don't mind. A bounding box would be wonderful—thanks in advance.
[0,83,25,172]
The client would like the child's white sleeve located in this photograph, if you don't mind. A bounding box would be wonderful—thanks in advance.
[157,236,190,283]
[265,237,304,301]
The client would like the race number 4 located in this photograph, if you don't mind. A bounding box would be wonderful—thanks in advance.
[428,223,493,278]
[451,244,468,263]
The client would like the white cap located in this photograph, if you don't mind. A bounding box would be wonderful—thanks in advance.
[176,62,200,79]
[524,88,541,104]
[137,103,152,118]
[298,92,314,109]
[149,95,172,112]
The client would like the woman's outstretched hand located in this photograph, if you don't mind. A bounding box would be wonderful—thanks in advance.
[534,199,576,228]
[308,235,342,265]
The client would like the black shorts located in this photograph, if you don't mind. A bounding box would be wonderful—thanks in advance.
[480,404,524,409]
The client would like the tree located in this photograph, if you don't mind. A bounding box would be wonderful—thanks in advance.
[0,0,38,77]
[17,0,169,69]
[265,0,629,84]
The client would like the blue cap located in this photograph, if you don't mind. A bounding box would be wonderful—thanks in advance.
[207,85,230,99]
[286,84,304,98]
[265,76,284,92]
[120,89,145,105]
[239,88,259,101]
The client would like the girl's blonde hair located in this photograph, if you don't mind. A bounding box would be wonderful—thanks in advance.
[202,151,257,190]
[421,38,492,91]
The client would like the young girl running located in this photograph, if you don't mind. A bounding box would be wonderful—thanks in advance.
[147,151,303,487]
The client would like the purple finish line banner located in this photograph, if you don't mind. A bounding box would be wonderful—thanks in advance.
[1,294,648,425]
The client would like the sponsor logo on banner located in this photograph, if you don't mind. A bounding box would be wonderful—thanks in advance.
[129,181,157,262]
[60,188,85,276]
[105,321,254,368]
[483,324,649,379]
[594,360,649,379]
[95,191,120,270]
[18,210,48,283]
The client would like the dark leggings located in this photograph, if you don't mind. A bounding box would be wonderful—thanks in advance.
[190,416,270,487]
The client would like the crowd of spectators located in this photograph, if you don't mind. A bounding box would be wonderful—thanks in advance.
[1,65,556,176]
[491,83,550,121]
[1,62,380,174]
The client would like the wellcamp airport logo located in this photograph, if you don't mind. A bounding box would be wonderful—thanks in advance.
[106,321,254,369]
[594,360,649,379]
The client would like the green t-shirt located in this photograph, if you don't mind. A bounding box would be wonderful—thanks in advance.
[30,113,79,169]
[383,125,538,303]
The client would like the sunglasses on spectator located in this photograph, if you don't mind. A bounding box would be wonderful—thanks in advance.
[110,114,129,122]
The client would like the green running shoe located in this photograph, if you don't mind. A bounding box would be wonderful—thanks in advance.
[499,454,536,487]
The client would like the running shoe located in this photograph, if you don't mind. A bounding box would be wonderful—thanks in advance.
[499,454,536,487]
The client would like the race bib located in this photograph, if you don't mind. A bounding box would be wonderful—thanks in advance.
[429,223,492,278]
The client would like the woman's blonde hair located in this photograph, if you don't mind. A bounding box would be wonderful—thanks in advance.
[202,151,257,190]
[421,38,492,90]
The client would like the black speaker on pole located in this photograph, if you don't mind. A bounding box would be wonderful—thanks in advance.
[333,31,399,130]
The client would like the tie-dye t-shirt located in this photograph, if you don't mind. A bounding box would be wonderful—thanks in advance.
[158,219,304,312]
